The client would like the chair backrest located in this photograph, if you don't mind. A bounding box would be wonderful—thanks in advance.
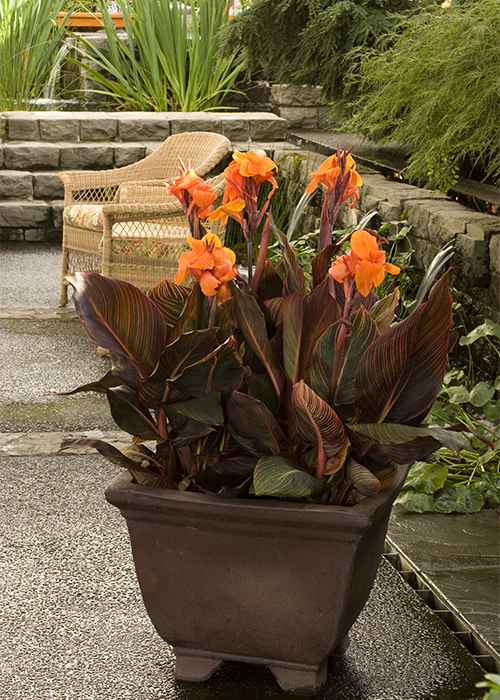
[115,131,232,183]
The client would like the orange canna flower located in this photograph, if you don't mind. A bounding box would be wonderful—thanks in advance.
[224,151,278,202]
[175,233,237,299]
[167,166,217,219]
[306,152,363,208]
[208,197,246,226]
[328,229,400,297]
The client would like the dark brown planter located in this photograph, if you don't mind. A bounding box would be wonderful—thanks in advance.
[105,466,406,695]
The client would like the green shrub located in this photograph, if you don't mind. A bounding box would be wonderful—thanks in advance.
[71,0,244,111]
[219,0,413,101]
[0,0,70,110]
[345,0,500,192]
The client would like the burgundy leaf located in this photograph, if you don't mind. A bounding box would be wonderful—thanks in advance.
[355,272,452,424]
[227,391,288,454]
[149,279,189,327]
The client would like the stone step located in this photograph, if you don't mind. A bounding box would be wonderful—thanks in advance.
[0,199,63,241]
[0,111,287,144]
[0,171,64,199]
[1,141,169,172]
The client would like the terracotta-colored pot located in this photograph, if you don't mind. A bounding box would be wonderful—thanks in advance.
[57,11,127,27]
[105,466,406,695]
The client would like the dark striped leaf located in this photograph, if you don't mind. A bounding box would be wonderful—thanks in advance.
[149,279,190,327]
[227,391,287,453]
[168,392,224,426]
[369,288,400,334]
[172,420,214,448]
[168,338,244,397]
[256,260,284,300]
[268,218,301,294]
[346,458,381,498]
[291,381,349,475]
[310,322,342,402]
[168,283,204,343]
[106,385,161,440]
[210,455,258,476]
[253,454,323,499]
[56,370,122,395]
[138,329,219,406]
[282,288,304,383]
[67,271,167,379]
[334,308,379,406]
[311,243,341,289]
[299,278,341,377]
[231,284,284,399]
[59,437,176,488]
[355,272,452,424]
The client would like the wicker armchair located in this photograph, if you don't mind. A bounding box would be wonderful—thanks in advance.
[58,132,231,305]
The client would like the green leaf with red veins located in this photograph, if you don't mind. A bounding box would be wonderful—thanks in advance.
[149,279,190,327]
[354,272,452,424]
[253,454,323,499]
[138,329,220,407]
[227,391,288,454]
[282,287,304,383]
[66,271,167,379]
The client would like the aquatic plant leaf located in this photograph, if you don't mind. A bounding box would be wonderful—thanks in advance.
[404,461,448,494]
[394,488,435,513]
[66,271,167,379]
[433,484,485,513]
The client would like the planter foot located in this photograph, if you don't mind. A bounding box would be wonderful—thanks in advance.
[174,654,223,682]
[333,633,350,656]
[269,660,328,696]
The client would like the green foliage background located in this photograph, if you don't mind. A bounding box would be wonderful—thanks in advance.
[344,0,500,191]
[219,0,413,101]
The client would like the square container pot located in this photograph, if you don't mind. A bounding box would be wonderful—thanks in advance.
[105,465,406,695]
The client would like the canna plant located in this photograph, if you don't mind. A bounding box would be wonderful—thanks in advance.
[60,149,470,505]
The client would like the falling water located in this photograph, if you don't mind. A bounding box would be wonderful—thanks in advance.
[414,241,455,306]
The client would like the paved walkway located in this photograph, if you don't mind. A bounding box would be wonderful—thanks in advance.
[0,242,498,699]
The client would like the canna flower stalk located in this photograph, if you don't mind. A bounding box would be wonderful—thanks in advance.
[306,146,363,252]
[209,150,278,287]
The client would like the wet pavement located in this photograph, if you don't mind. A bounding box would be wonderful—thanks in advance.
[0,242,498,698]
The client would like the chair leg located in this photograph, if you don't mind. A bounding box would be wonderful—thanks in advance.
[59,245,69,306]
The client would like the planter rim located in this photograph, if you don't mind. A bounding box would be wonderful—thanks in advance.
[105,465,408,523]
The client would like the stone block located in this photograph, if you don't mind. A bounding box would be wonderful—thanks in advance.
[59,145,114,170]
[454,231,490,288]
[465,214,500,240]
[0,171,33,199]
[385,184,446,208]
[80,117,118,141]
[0,227,24,241]
[408,235,441,272]
[271,84,322,107]
[489,234,500,278]
[276,106,319,129]
[0,200,51,228]
[218,115,249,141]
[39,117,79,142]
[33,172,64,199]
[361,175,392,202]
[51,201,64,228]
[0,145,4,168]
[7,114,40,141]
[24,228,48,242]
[113,144,145,168]
[169,113,222,135]
[118,115,171,141]
[247,113,287,141]
[405,200,454,241]
[378,200,402,223]
[4,143,60,170]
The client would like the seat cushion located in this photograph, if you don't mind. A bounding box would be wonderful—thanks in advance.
[63,204,104,231]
